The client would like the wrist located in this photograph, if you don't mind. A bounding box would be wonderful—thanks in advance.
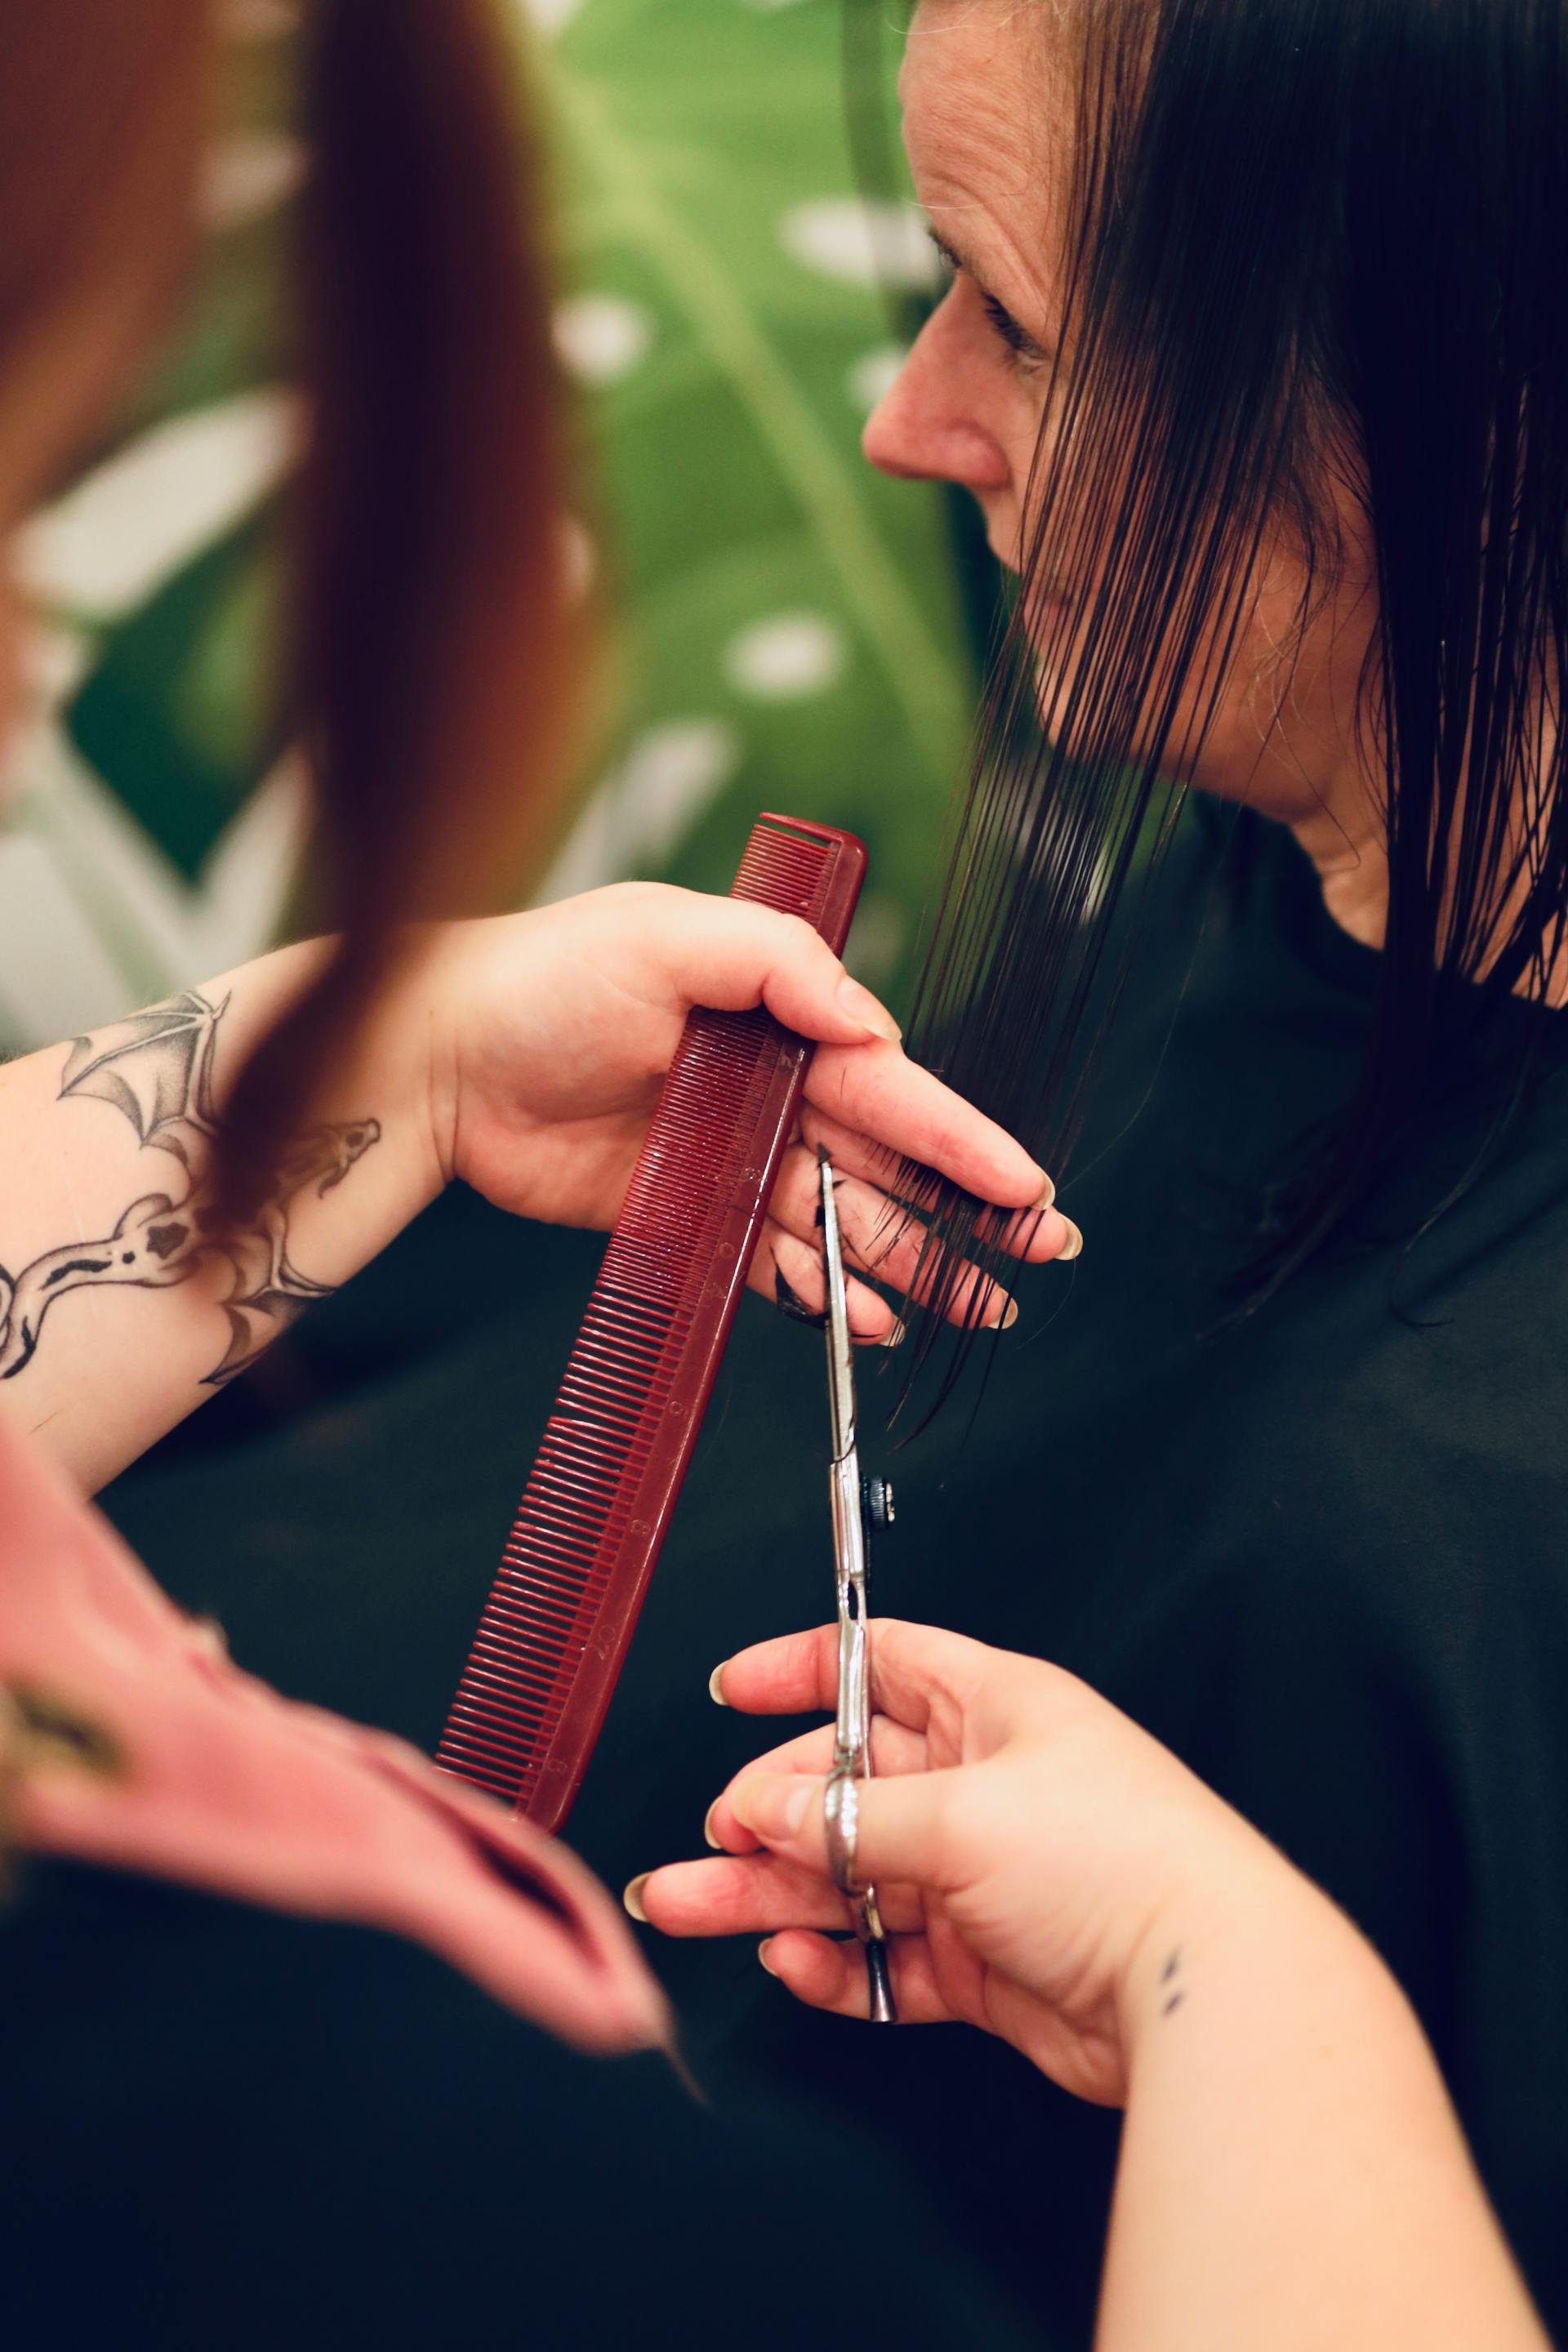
[354,924,458,1203]
[1117,1832,1396,2079]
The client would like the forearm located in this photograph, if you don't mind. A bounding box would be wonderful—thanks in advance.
[0,941,443,1493]
[1097,1866,1546,2352]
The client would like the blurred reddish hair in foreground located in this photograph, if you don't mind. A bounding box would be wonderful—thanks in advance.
[0,0,581,1200]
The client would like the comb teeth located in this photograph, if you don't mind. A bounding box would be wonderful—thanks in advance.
[434,813,866,1822]
[732,820,840,919]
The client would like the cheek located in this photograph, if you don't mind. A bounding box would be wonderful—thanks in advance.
[1174,555,1378,802]
[1024,533,1374,798]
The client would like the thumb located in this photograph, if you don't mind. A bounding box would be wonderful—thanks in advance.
[729,1766,964,1895]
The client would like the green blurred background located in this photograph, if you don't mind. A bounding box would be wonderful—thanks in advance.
[0,0,980,1049]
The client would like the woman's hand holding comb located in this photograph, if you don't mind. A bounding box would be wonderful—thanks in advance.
[0,876,1067,1489]
[420,885,1079,1341]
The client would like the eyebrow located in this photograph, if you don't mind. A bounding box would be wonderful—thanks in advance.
[927,229,1054,363]
[928,228,981,284]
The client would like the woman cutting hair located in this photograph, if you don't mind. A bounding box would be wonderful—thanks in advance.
[0,2,1552,2349]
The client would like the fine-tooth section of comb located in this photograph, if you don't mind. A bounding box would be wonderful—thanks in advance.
[435,813,867,1829]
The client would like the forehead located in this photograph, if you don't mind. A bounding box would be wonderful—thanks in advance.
[900,2,1053,165]
[899,2,1064,274]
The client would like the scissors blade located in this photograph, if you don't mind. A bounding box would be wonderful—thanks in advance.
[817,1146,897,2027]
[817,1146,857,1468]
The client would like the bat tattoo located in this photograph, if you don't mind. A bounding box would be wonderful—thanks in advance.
[0,989,381,1387]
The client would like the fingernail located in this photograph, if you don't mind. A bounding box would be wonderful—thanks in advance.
[835,975,902,1045]
[999,1298,1020,1330]
[708,1661,730,1707]
[758,1938,778,1976]
[633,1989,679,2055]
[1057,1217,1084,1262]
[622,1873,650,1923]
[1036,1175,1056,1209]
[774,1263,826,1329]
[731,1774,813,1842]
[880,1319,906,1349]
[703,1801,724,1851]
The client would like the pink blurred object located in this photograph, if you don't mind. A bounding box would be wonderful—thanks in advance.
[0,1410,669,2056]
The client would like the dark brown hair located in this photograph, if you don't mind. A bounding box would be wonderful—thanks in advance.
[889,0,1568,1412]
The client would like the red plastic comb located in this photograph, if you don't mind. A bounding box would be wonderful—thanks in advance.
[435,813,867,1830]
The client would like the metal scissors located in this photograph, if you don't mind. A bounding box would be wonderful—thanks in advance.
[818,1147,898,2026]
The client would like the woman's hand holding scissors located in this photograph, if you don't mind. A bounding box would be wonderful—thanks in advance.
[634,1621,1546,2351]
[636,1616,1289,2102]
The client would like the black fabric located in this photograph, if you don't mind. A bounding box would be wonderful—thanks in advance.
[0,1856,1036,2350]
[84,799,1568,2346]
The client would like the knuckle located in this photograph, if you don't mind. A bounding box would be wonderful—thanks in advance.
[815,1058,857,1120]
[596,879,670,914]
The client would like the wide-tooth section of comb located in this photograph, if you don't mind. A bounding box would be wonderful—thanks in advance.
[435,814,866,1827]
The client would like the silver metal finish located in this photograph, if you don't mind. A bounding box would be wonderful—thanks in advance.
[818,1147,896,2027]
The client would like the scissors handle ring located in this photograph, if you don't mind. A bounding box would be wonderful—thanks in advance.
[824,1759,862,1894]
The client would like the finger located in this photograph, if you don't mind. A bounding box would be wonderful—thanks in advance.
[631,1852,926,1938]
[715,1715,927,1797]
[767,1141,912,1283]
[797,1103,1076,1268]
[710,1619,1006,1736]
[728,1764,967,1895]
[644,890,902,1048]
[759,1928,960,2025]
[755,1223,901,1343]
[803,1040,1046,1212]
[759,1143,1019,1331]
[638,1852,853,1935]
[970,1188,1084,1267]
[705,1716,928,1855]
[616,886,1057,1218]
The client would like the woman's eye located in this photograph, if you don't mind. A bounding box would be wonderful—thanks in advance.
[927,232,1052,371]
[982,291,1043,367]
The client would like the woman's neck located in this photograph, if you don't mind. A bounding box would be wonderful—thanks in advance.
[1268,766,1568,1009]
[1286,792,1389,951]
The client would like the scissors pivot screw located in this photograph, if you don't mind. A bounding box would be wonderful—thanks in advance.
[863,1477,896,1534]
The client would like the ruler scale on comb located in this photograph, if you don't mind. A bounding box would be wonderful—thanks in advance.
[435,813,867,1831]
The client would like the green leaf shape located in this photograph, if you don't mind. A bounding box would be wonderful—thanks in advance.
[65,504,287,883]
[536,0,977,981]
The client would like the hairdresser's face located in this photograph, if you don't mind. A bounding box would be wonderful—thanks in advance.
[867,0,1378,835]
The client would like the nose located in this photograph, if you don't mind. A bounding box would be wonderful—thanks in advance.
[862,294,1010,497]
